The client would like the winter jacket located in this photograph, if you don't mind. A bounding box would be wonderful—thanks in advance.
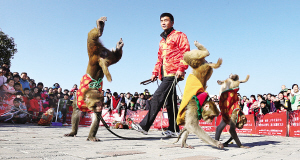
[152,29,190,80]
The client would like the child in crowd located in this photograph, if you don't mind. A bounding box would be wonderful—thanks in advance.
[14,83,23,94]
[15,92,26,106]
[0,98,27,124]
[23,88,32,109]
[48,88,53,95]
[58,94,72,125]
[137,93,146,110]
[28,94,41,122]
[117,99,127,121]
[260,101,269,115]
[13,75,23,93]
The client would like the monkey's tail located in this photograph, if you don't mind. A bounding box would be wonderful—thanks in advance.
[239,75,250,83]
[209,58,222,69]
[99,58,112,82]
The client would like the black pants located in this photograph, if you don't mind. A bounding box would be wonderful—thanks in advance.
[61,108,67,123]
[139,77,179,132]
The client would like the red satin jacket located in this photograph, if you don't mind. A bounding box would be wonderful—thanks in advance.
[152,30,190,80]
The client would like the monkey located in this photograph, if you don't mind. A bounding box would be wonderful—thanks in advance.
[176,41,224,149]
[217,74,250,95]
[215,74,250,148]
[38,108,54,126]
[64,16,124,142]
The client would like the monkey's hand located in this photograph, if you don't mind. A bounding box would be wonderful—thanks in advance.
[240,145,250,149]
[97,16,107,37]
[116,38,124,50]
[217,80,223,85]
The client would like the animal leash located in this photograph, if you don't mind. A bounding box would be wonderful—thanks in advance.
[96,113,173,140]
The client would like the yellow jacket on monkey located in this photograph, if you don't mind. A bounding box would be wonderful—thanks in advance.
[177,74,206,125]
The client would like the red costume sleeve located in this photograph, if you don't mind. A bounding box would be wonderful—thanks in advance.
[152,46,163,76]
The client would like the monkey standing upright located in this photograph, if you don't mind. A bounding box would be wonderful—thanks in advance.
[175,41,223,149]
[215,74,249,148]
[64,17,124,141]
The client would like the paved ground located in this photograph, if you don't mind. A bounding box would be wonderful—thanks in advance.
[0,123,299,160]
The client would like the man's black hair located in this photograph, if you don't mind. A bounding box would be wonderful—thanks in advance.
[13,98,22,102]
[24,88,29,91]
[37,82,43,86]
[160,13,174,22]
[113,92,118,97]
[6,78,14,83]
[14,83,21,87]
[21,72,27,75]
[16,92,23,96]
[13,75,20,79]
[292,84,298,89]
[278,91,284,95]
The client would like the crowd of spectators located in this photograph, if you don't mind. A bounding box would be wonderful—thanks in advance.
[1,63,299,125]
[211,84,300,117]
[0,64,176,125]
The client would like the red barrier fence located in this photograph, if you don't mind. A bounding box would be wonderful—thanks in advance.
[255,112,287,136]
[289,110,300,137]
[65,108,300,137]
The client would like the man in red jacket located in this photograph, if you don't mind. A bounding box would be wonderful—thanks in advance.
[133,13,190,136]
[28,94,41,122]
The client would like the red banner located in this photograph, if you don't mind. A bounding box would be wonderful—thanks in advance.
[199,119,216,132]
[288,110,300,137]
[66,109,125,126]
[255,112,287,136]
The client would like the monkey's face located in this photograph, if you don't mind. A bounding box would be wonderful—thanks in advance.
[236,115,247,129]
[47,108,54,116]
[229,74,239,81]
[84,89,104,112]
[202,101,220,123]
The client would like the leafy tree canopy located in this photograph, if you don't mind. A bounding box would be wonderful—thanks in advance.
[0,29,18,67]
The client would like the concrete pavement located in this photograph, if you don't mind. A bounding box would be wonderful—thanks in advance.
[0,123,299,160]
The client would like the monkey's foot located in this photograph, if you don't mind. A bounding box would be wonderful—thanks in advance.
[217,80,222,85]
[87,137,101,142]
[96,17,107,37]
[194,41,201,48]
[116,38,124,50]
[216,142,224,149]
[64,132,77,137]
[181,144,195,149]
[239,145,250,149]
